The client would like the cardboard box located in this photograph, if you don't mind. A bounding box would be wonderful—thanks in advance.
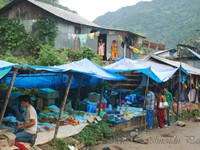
[88,92,100,102]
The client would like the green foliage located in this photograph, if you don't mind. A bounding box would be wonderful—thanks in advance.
[65,46,102,65]
[32,17,58,46]
[0,18,28,52]
[94,0,200,49]
[179,109,200,121]
[0,51,28,64]
[47,139,69,150]
[0,0,12,8]
[35,44,66,66]
[73,121,114,146]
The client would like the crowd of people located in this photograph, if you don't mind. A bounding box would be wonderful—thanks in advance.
[146,87,173,129]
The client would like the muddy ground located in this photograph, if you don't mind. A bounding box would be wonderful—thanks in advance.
[85,120,200,150]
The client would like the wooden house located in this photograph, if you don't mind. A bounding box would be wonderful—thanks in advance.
[0,0,145,60]
[154,44,200,69]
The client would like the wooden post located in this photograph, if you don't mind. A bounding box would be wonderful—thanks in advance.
[98,80,104,116]
[0,68,18,127]
[177,64,181,121]
[53,74,73,140]
[140,68,150,131]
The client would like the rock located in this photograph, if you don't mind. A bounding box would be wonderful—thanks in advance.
[130,132,139,138]
[176,121,186,127]
[133,135,148,144]
[194,117,200,122]
[97,141,103,145]
[130,131,139,142]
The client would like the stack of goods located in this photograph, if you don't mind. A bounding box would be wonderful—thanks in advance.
[37,88,59,109]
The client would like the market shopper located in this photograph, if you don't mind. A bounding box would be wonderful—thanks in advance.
[146,89,155,129]
[15,95,38,146]
[155,92,165,128]
[163,88,173,126]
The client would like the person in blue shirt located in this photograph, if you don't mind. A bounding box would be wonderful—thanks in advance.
[146,89,155,129]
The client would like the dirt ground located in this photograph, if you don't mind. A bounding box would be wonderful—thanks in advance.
[85,120,200,150]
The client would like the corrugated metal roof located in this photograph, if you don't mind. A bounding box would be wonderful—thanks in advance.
[103,27,146,38]
[142,54,200,75]
[0,0,145,37]
[28,0,100,27]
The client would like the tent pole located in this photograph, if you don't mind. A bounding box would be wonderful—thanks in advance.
[98,80,104,116]
[75,75,83,110]
[0,68,18,128]
[177,65,181,121]
[141,69,150,132]
[53,74,73,140]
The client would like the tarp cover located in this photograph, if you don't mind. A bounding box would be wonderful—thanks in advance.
[55,58,126,81]
[0,60,18,79]
[104,58,179,83]
[4,58,125,89]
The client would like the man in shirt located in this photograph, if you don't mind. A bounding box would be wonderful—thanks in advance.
[146,89,155,129]
[163,88,173,126]
[15,95,37,146]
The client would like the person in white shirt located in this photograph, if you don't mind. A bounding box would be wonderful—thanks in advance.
[15,95,37,146]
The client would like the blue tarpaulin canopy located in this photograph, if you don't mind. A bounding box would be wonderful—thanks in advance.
[2,58,126,89]
[54,58,126,81]
[104,58,179,83]
[0,60,19,79]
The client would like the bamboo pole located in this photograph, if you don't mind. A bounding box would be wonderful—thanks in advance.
[177,64,181,121]
[140,68,150,131]
[98,80,104,116]
[53,74,73,140]
[0,68,18,128]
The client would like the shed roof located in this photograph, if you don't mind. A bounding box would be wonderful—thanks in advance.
[142,54,200,75]
[0,0,100,27]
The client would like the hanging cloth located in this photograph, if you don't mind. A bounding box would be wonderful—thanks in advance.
[88,33,95,40]
[78,34,88,48]
[95,31,100,37]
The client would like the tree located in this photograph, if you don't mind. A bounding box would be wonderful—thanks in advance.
[0,0,12,8]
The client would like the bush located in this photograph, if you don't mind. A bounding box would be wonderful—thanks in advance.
[73,121,114,146]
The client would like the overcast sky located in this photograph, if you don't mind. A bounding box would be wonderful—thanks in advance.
[59,0,152,21]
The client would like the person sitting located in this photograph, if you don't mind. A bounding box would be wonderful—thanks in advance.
[15,95,37,146]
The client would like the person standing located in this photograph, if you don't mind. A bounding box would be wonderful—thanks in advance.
[15,95,38,146]
[97,39,105,60]
[146,89,155,129]
[111,40,118,61]
[155,92,165,128]
[163,88,173,126]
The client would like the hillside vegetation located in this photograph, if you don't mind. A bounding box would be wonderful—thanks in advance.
[94,0,200,49]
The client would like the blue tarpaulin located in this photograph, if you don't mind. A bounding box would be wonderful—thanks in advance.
[0,60,19,79]
[54,58,126,81]
[104,58,179,83]
[3,58,126,89]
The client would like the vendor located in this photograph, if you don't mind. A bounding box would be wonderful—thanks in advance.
[15,95,37,146]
